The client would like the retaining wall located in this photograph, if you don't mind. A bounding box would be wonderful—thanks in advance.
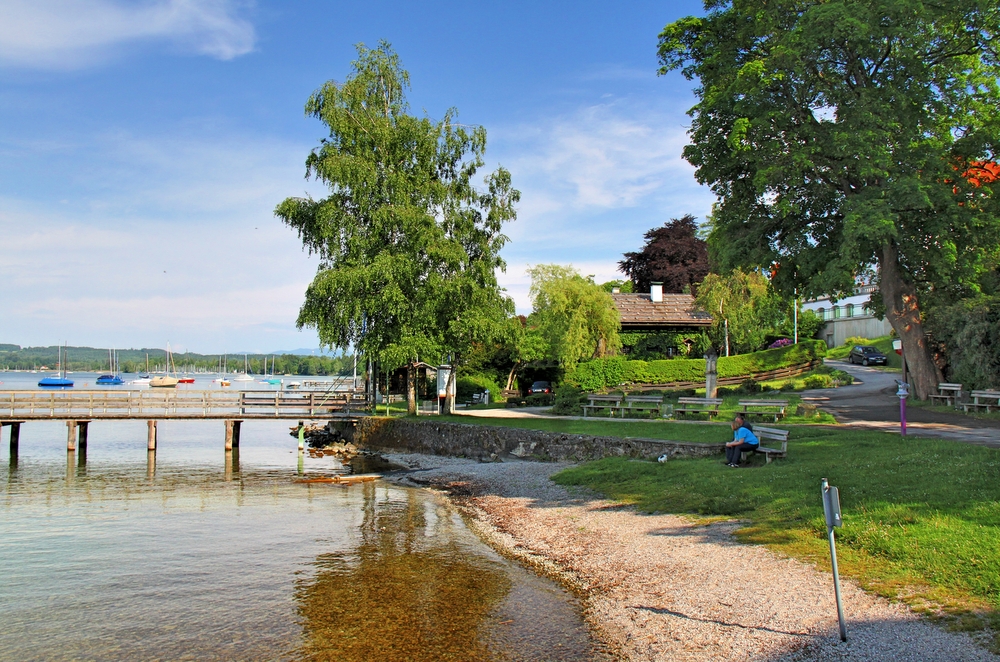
[339,418,724,463]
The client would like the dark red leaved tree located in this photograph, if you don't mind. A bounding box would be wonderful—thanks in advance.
[619,215,709,293]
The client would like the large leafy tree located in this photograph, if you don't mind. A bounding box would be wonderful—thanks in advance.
[695,268,783,354]
[659,1,1000,398]
[619,214,710,293]
[275,42,519,414]
[527,265,621,367]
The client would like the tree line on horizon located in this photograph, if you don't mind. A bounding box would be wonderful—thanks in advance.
[0,345,356,376]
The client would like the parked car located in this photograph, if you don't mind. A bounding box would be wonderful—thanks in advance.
[527,380,552,395]
[848,345,888,366]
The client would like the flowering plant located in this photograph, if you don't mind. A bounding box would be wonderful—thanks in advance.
[768,338,793,349]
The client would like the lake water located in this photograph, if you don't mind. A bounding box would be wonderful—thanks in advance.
[0,372,599,661]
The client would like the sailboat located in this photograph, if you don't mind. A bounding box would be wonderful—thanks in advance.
[150,344,180,388]
[131,353,152,385]
[39,344,74,388]
[233,354,254,382]
[259,355,282,385]
[96,348,124,385]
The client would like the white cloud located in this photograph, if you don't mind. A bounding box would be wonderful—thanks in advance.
[0,0,255,68]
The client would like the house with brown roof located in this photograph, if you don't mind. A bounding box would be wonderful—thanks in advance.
[611,283,713,332]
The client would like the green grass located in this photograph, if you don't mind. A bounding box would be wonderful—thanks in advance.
[440,415,735,442]
[552,427,1000,636]
[826,335,903,369]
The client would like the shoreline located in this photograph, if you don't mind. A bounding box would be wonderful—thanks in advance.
[383,453,999,662]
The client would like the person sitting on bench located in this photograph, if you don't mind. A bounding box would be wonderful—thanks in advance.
[726,416,759,467]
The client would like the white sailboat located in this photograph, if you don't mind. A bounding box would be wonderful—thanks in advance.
[233,353,254,382]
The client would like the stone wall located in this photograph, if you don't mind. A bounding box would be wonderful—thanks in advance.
[338,418,723,463]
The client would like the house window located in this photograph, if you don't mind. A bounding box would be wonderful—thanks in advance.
[833,306,841,319]
[816,307,825,320]
[846,304,854,317]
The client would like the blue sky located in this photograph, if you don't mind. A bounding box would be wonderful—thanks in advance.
[0,0,713,354]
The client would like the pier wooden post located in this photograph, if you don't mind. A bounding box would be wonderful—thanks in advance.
[147,421,157,451]
[224,420,243,450]
[225,420,234,451]
[8,422,20,457]
[77,421,89,450]
[232,420,241,448]
[147,449,156,478]
[66,421,78,451]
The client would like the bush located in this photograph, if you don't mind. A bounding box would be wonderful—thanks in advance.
[829,369,854,386]
[552,385,587,415]
[456,374,503,402]
[804,374,834,389]
[740,378,762,394]
[525,393,555,406]
[768,338,793,349]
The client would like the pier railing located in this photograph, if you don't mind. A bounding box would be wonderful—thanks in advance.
[0,390,364,420]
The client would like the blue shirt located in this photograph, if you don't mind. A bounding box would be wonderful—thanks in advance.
[734,426,759,446]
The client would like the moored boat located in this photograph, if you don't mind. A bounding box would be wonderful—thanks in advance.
[39,345,74,388]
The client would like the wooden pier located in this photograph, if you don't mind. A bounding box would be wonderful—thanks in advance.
[0,390,366,455]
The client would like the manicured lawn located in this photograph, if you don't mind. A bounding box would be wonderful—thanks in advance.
[552,427,1000,640]
[441,415,734,443]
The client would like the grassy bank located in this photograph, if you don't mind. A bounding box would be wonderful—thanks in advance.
[826,335,903,369]
[552,428,1000,644]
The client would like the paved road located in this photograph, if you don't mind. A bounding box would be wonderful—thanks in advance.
[811,360,1000,447]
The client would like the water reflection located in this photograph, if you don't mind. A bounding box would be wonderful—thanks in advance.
[0,422,599,662]
[297,485,512,661]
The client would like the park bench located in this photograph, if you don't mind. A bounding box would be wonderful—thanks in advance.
[738,399,789,422]
[929,383,962,407]
[963,390,1000,413]
[741,426,790,464]
[623,395,666,418]
[583,394,623,417]
[675,397,723,418]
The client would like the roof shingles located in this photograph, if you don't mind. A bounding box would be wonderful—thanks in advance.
[612,293,713,329]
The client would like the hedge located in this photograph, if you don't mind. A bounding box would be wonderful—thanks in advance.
[563,339,826,391]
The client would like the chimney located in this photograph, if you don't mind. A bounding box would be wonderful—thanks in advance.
[611,286,620,294]
[650,282,663,303]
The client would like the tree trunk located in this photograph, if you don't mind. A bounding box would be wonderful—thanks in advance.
[880,242,942,400]
[406,363,417,416]
[505,364,519,392]
[444,360,458,414]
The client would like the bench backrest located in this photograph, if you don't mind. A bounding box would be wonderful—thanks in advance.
[738,399,789,407]
[937,383,962,392]
[587,395,622,403]
[971,390,1000,399]
[753,426,790,442]
[677,397,723,405]
[625,396,663,403]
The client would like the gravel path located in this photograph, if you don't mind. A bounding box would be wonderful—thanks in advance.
[385,454,998,662]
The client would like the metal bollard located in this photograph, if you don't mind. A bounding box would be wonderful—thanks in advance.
[821,478,847,642]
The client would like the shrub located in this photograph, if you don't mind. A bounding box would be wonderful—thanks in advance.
[803,374,834,389]
[456,374,503,402]
[525,393,555,407]
[551,385,586,415]
[739,378,762,394]
[829,369,854,386]
[768,338,793,349]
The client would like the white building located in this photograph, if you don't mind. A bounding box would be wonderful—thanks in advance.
[800,284,893,348]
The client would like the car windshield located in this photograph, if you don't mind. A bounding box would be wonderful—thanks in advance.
[531,382,549,388]
[862,347,879,353]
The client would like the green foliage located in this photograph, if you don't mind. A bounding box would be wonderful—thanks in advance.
[564,340,826,390]
[554,428,1000,612]
[274,42,518,380]
[527,265,621,367]
[551,385,587,416]
[623,332,711,360]
[826,335,903,369]
[524,393,555,407]
[779,307,824,342]
[803,374,834,389]
[926,295,1000,389]
[600,279,633,293]
[456,374,503,402]
[695,268,783,353]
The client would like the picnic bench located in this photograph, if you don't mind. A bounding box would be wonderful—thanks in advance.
[738,399,789,422]
[675,397,723,418]
[582,394,666,418]
[741,426,790,464]
[582,395,623,417]
[963,390,1000,413]
[929,383,962,407]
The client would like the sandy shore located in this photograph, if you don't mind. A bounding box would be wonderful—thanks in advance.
[385,453,999,662]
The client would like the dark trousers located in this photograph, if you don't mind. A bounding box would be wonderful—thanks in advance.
[727,443,757,464]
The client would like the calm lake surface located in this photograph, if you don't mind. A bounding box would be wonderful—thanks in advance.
[0,373,598,661]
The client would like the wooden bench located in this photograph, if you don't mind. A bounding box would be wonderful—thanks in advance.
[738,399,789,422]
[963,390,1000,413]
[929,383,962,407]
[741,426,790,464]
[623,395,665,418]
[675,397,723,418]
[583,395,623,417]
